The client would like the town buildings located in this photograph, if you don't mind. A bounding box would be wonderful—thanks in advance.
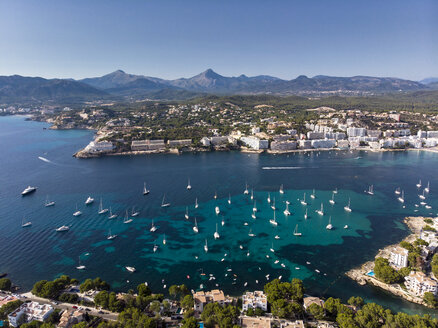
[193,289,231,312]
[8,302,54,327]
[389,246,409,268]
[242,291,268,312]
[405,272,438,297]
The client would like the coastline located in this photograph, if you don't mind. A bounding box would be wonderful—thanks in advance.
[345,216,434,307]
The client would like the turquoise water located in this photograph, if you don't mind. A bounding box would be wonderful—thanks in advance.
[0,115,437,315]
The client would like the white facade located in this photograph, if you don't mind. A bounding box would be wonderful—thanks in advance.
[270,141,297,151]
[84,141,114,153]
[242,291,268,312]
[8,302,54,327]
[405,272,438,296]
[311,139,336,149]
[307,131,324,140]
[389,246,409,268]
[347,127,366,137]
[200,137,211,146]
[241,136,268,150]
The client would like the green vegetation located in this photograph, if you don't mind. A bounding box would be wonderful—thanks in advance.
[0,278,12,291]
[0,299,22,320]
[200,303,239,328]
[307,303,325,320]
[168,284,190,300]
[264,278,304,304]
[374,258,403,284]
[423,225,437,232]
[431,254,438,278]
[79,277,110,293]
[423,292,438,308]
[32,275,75,300]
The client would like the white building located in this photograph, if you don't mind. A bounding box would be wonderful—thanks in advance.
[200,137,211,146]
[167,139,192,147]
[251,127,261,134]
[8,302,54,327]
[405,272,438,296]
[241,136,269,150]
[347,127,366,137]
[389,246,409,268]
[427,131,438,138]
[131,139,165,151]
[84,141,114,153]
[210,136,229,146]
[270,141,297,151]
[311,139,336,149]
[307,131,324,140]
[242,291,268,312]
[193,289,229,312]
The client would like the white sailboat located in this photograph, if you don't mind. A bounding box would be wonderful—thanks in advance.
[248,229,255,237]
[271,197,276,210]
[329,192,335,205]
[304,208,308,219]
[221,217,225,226]
[153,244,158,253]
[326,216,333,230]
[107,229,117,240]
[161,194,170,208]
[21,217,32,227]
[204,239,208,253]
[397,191,405,203]
[365,185,374,195]
[244,183,249,195]
[150,219,157,232]
[267,192,271,203]
[283,203,290,216]
[316,203,324,216]
[98,198,108,214]
[310,189,316,199]
[45,195,55,207]
[300,193,307,205]
[394,187,401,195]
[419,190,426,200]
[253,200,257,212]
[73,204,82,217]
[185,207,189,219]
[228,194,231,205]
[76,257,86,270]
[269,210,278,226]
[251,212,256,219]
[126,266,136,273]
[416,179,422,188]
[250,189,254,200]
[108,207,117,219]
[195,198,199,209]
[163,234,166,245]
[333,187,338,194]
[344,224,349,229]
[425,182,430,193]
[344,198,352,212]
[55,225,69,232]
[187,178,192,190]
[214,223,220,239]
[279,184,284,194]
[123,210,133,224]
[193,218,199,233]
[214,191,217,199]
[293,224,302,236]
[131,206,139,217]
[85,196,94,205]
[143,182,150,195]
[270,242,275,253]
[215,206,220,215]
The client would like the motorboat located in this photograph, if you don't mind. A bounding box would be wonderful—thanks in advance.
[85,196,94,205]
[21,186,37,196]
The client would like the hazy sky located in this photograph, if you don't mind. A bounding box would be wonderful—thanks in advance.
[0,0,437,80]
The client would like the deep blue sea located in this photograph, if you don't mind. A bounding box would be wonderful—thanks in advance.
[1,115,438,315]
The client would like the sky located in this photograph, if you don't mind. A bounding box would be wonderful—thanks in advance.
[0,0,437,81]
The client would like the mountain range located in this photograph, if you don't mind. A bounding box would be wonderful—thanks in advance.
[0,69,435,104]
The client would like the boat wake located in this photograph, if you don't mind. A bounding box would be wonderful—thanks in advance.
[38,156,53,164]
[262,166,303,170]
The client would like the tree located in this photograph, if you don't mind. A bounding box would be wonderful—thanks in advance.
[0,300,22,320]
[181,294,194,310]
[354,303,386,328]
[374,258,401,284]
[94,291,109,309]
[0,278,12,291]
[137,283,151,297]
[336,313,359,328]
[307,303,325,320]
[423,292,437,308]
[181,316,197,328]
[149,300,161,314]
[347,296,364,308]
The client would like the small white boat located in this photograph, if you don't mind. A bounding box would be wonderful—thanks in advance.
[150,219,157,232]
[270,243,275,253]
[344,225,348,229]
[281,263,286,268]
[85,196,94,205]
[416,179,422,188]
[187,178,192,190]
[107,229,117,240]
[244,183,249,195]
[193,218,199,233]
[143,182,150,195]
[161,194,171,208]
[76,257,86,270]
[251,213,256,219]
[185,207,189,220]
[73,204,82,217]
[279,184,284,194]
[365,185,374,195]
[419,190,426,200]
[131,206,140,217]
[221,217,225,226]
[271,197,276,210]
[126,266,136,273]
[304,208,308,219]
[274,260,279,264]
[250,189,254,200]
[214,191,217,199]
[215,206,220,215]
[244,222,248,226]
[420,201,426,206]
[310,189,316,199]
[204,239,208,253]
[253,200,257,212]
[326,216,333,230]
[394,187,401,195]
[195,198,199,209]
[267,192,271,203]
[45,195,55,207]
[316,203,324,216]
[21,217,32,227]
[344,198,352,212]
[98,198,108,214]
[239,245,243,249]
[274,235,280,239]
[329,193,335,205]
[56,225,70,232]
[228,194,231,204]
[425,182,430,193]
[21,186,37,196]
[333,188,338,194]
[397,191,405,203]
[248,229,255,237]
[123,210,133,224]
[214,223,220,239]
[163,234,166,245]
[283,202,291,216]
[269,211,278,226]
[293,224,302,236]
[425,205,432,209]
[108,207,117,219]
[153,244,158,253]
[285,200,290,205]
[300,193,307,206]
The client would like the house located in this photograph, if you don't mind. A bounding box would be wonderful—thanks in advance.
[242,291,268,312]
[167,139,192,147]
[57,309,84,328]
[200,137,211,146]
[241,316,271,328]
[84,141,114,153]
[131,139,165,151]
[240,136,269,150]
[389,246,409,268]
[0,295,18,307]
[193,289,229,312]
[303,296,325,310]
[8,302,54,327]
[405,272,438,296]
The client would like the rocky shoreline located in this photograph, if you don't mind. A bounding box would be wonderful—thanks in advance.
[345,216,433,307]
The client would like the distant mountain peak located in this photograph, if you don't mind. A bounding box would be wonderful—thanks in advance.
[199,69,222,79]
